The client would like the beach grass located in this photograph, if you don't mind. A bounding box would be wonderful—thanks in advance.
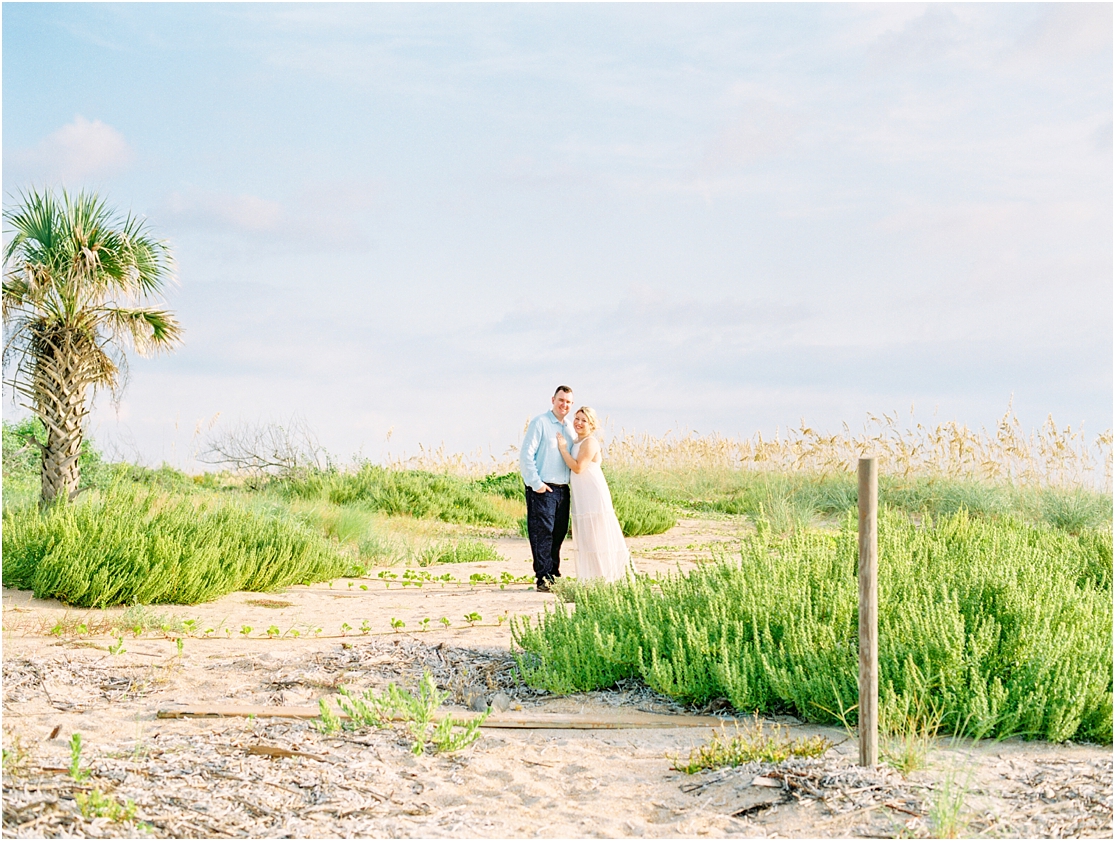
[2,483,357,607]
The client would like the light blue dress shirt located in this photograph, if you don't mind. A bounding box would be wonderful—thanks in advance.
[520,411,574,491]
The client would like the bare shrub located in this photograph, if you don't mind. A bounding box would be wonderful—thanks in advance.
[200,417,326,478]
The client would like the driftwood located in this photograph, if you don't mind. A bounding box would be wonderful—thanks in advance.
[157,704,726,730]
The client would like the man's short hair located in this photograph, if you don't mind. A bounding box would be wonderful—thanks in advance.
[554,385,573,397]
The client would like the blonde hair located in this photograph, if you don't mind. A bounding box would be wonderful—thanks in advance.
[575,406,601,434]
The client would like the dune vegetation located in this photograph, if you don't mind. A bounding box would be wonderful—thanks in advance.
[0,417,678,606]
[506,410,1112,744]
[2,411,1111,744]
[512,509,1112,743]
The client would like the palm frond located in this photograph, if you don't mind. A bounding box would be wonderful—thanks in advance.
[101,306,183,354]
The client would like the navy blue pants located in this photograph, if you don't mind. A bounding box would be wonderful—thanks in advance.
[525,484,569,585]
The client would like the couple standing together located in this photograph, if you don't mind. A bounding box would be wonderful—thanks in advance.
[519,385,633,592]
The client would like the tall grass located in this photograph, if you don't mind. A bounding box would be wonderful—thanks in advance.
[603,406,1112,490]
[2,485,356,607]
[512,509,1112,743]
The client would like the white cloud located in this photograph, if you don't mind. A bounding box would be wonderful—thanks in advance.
[162,189,284,233]
[9,116,134,184]
[1012,3,1112,64]
[698,101,803,174]
[159,183,376,247]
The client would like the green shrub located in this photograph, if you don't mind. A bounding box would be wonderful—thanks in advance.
[609,483,677,537]
[103,462,196,493]
[1038,487,1113,533]
[473,471,525,500]
[415,538,502,566]
[2,418,112,505]
[278,464,515,527]
[2,485,355,607]
[512,509,1112,743]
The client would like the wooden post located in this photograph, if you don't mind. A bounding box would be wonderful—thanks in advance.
[858,456,878,768]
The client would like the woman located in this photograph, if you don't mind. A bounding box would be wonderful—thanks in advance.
[556,407,633,582]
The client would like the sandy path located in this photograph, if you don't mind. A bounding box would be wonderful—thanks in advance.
[3,520,1111,838]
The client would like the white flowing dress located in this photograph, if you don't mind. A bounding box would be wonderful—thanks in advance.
[569,439,632,583]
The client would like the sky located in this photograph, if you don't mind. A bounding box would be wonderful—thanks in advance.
[3,2,1112,471]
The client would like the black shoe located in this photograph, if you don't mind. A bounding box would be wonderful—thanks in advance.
[535,582,551,593]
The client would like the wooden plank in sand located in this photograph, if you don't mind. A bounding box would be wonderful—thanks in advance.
[156,705,727,730]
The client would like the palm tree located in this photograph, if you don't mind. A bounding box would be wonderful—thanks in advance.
[3,188,182,505]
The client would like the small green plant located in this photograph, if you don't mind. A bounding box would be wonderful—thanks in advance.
[175,638,184,656]
[75,788,137,822]
[75,623,88,636]
[671,717,833,774]
[288,628,301,638]
[108,636,126,655]
[429,710,486,752]
[340,622,352,636]
[2,729,30,777]
[439,616,451,628]
[49,622,64,637]
[239,625,253,637]
[359,620,371,634]
[390,617,405,632]
[182,619,197,635]
[68,733,89,781]
[315,698,342,735]
[881,682,942,775]
[929,759,975,838]
[464,612,482,626]
[419,617,431,632]
[203,627,215,636]
[327,671,487,755]
[266,625,280,638]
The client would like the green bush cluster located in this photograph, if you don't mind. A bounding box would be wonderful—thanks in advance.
[278,464,516,527]
[2,484,355,607]
[415,538,502,566]
[512,509,1112,743]
[2,418,112,506]
[609,480,678,537]
[472,470,525,500]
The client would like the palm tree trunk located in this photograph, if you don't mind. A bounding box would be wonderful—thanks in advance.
[34,333,93,506]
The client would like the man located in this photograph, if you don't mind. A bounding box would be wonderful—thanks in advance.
[520,385,575,592]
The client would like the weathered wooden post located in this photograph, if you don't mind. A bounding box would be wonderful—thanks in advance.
[858,456,878,767]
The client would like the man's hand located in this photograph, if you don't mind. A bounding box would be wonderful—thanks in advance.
[535,483,552,493]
